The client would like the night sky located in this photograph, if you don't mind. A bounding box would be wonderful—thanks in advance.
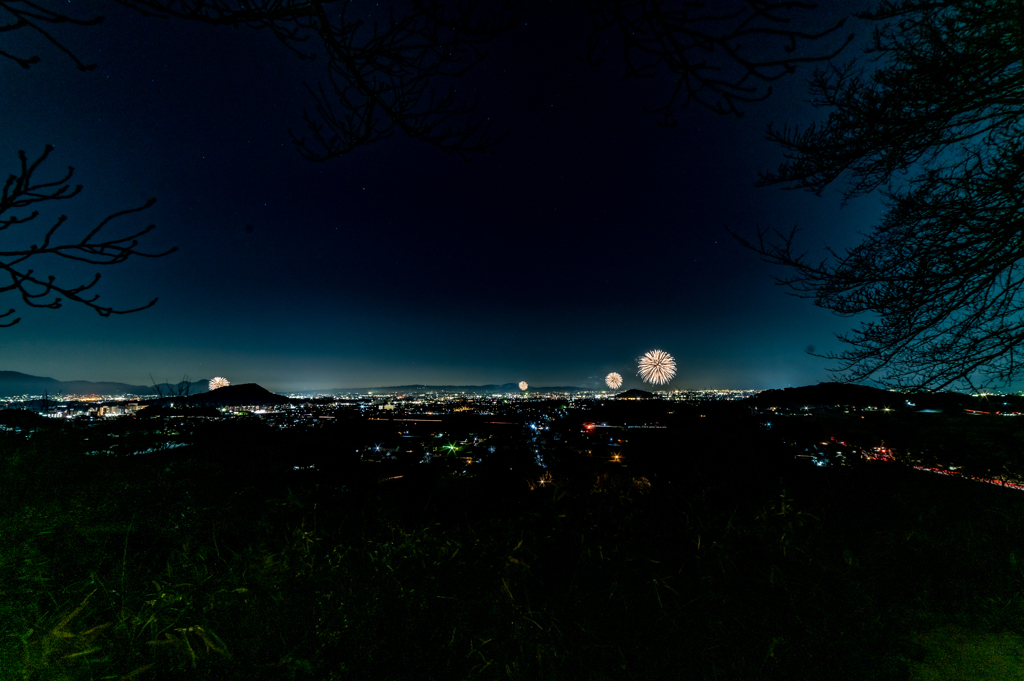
[1,0,880,392]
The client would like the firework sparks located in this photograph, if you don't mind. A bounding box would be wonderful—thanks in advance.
[519,381,529,391]
[605,372,623,390]
[209,376,230,390]
[637,350,676,385]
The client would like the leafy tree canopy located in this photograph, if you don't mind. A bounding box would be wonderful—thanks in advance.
[745,0,1024,391]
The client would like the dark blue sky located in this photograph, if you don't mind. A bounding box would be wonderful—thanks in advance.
[0,0,880,392]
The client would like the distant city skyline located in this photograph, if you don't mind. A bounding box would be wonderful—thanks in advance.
[0,365,799,395]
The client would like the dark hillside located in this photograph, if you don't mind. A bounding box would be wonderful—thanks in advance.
[4,412,1024,680]
[146,383,291,408]
[746,382,898,407]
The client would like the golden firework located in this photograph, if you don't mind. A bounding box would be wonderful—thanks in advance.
[637,350,676,385]
[605,372,623,390]
[519,381,529,391]
[209,377,230,390]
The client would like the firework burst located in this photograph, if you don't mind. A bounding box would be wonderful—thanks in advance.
[519,381,529,391]
[605,372,623,390]
[637,350,676,385]
[209,377,230,391]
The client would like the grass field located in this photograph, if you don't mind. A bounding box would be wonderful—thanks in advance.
[3,428,1024,680]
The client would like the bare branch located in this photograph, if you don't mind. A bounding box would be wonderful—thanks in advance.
[0,146,178,327]
[582,0,854,122]
[0,0,103,69]
[7,1,854,157]
[744,128,1024,390]
[759,1,1024,198]
[115,0,520,159]
[742,1,1024,390]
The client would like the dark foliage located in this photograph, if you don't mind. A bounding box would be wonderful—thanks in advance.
[743,1,1024,390]
[5,417,1024,679]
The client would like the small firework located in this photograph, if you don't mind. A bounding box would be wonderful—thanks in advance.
[519,381,529,391]
[637,350,676,385]
[605,372,623,390]
[209,376,230,391]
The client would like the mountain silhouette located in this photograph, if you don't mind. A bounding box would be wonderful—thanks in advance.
[745,382,900,407]
[0,371,210,398]
[147,383,290,408]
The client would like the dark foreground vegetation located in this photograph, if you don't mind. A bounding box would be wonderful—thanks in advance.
[3,419,1024,680]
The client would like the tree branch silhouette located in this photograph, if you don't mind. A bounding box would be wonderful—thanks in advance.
[0,0,103,70]
[0,145,177,327]
[759,1,1023,198]
[5,1,855,157]
[112,0,520,159]
[746,0,1024,390]
[582,0,854,122]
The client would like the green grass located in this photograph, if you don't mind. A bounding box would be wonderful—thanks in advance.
[908,626,1024,681]
[3,432,1024,680]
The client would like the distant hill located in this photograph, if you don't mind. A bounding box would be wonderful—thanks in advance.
[146,383,290,408]
[745,382,901,408]
[742,382,1021,412]
[615,389,658,400]
[0,408,47,428]
[137,405,223,418]
[0,371,210,398]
